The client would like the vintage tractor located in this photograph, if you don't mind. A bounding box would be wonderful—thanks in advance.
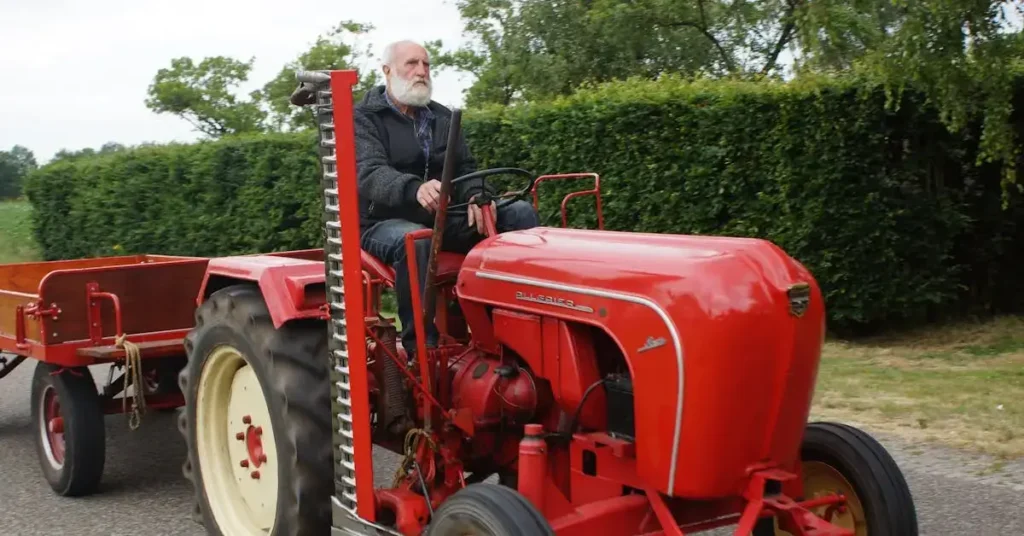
[175,70,918,535]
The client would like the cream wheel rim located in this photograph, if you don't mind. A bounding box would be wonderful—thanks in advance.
[196,344,279,534]
[776,460,867,535]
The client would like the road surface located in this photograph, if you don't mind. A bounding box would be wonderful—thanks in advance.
[0,361,1021,535]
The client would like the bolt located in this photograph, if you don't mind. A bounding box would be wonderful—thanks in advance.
[236,432,244,440]
[242,415,252,424]
[240,460,249,468]
[251,471,260,480]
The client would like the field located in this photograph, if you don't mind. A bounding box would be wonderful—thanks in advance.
[0,200,41,264]
[0,199,1020,462]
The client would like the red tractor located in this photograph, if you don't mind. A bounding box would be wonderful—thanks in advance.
[174,70,918,535]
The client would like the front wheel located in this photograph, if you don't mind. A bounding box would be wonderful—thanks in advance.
[178,284,333,536]
[780,421,918,536]
[426,483,554,535]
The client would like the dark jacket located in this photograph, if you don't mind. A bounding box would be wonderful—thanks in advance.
[353,85,491,233]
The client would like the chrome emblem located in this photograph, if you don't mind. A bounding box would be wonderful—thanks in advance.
[638,336,666,353]
[787,283,811,318]
[515,291,594,313]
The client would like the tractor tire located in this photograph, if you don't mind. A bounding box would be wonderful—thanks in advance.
[789,421,918,536]
[178,283,333,536]
[30,362,105,497]
[426,483,555,536]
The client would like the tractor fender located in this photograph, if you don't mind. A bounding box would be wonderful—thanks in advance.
[196,255,327,328]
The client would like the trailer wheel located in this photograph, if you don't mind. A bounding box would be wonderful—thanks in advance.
[782,421,918,536]
[426,483,555,536]
[30,362,105,497]
[178,284,333,536]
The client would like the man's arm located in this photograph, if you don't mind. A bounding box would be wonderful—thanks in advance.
[353,109,422,208]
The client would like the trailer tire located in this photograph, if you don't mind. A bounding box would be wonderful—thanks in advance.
[178,284,333,536]
[794,421,918,536]
[30,362,105,497]
[426,483,555,536]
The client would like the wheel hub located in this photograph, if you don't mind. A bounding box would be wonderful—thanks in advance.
[196,345,280,535]
[775,461,866,536]
[40,385,65,468]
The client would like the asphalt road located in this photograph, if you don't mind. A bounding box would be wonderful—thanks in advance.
[0,361,1021,535]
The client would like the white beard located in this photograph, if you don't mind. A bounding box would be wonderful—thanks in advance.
[390,75,432,107]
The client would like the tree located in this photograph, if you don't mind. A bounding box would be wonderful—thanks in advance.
[258,21,380,132]
[0,145,38,199]
[145,56,268,137]
[145,20,381,137]
[432,0,816,107]
[801,1,1024,187]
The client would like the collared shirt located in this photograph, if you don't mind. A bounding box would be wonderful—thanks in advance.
[384,90,434,166]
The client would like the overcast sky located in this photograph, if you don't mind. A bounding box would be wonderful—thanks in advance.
[0,0,473,164]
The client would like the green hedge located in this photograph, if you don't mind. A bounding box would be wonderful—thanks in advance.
[23,75,1024,333]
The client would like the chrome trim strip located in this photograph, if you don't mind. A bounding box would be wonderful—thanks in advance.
[474,270,684,495]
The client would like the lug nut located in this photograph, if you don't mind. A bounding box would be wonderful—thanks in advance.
[251,471,260,479]
[236,432,244,440]
[240,460,249,468]
[259,454,267,463]
[255,426,263,436]
[242,415,252,424]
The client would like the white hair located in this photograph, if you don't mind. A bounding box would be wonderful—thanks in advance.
[382,40,426,68]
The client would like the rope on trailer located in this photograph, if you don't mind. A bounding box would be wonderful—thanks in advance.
[116,334,146,430]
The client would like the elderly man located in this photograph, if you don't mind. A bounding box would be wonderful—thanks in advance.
[354,40,539,354]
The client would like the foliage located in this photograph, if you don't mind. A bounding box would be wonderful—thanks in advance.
[256,21,380,132]
[24,132,323,261]
[145,56,268,137]
[0,145,37,199]
[145,20,379,138]
[0,200,42,263]
[436,0,1024,193]
[22,75,1024,333]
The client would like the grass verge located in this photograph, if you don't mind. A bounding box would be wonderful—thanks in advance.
[0,199,41,264]
[811,316,1024,459]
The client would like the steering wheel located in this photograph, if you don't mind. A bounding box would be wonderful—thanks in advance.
[445,167,536,214]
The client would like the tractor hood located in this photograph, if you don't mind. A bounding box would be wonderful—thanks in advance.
[456,227,826,498]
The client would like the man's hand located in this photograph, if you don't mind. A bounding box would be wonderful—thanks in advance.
[417,179,442,212]
[467,194,497,235]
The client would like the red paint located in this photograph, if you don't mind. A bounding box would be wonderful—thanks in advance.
[197,255,327,329]
[246,425,266,468]
[329,69,378,521]
[456,226,826,498]
[531,173,604,230]
[44,387,65,464]
[448,352,539,429]
[517,424,548,510]
[87,283,124,343]
[374,489,429,536]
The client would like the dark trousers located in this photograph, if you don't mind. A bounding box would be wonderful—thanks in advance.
[360,200,540,353]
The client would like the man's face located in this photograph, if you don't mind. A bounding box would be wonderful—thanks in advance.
[385,43,432,107]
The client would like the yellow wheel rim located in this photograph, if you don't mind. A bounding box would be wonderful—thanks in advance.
[195,344,280,535]
[776,461,867,536]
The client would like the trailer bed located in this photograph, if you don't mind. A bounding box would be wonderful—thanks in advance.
[0,254,209,367]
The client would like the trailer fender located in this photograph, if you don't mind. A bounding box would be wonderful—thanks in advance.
[196,256,327,328]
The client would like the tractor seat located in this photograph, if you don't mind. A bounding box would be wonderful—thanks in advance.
[360,249,465,287]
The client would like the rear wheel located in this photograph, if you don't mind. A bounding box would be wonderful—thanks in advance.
[30,362,105,497]
[778,421,918,536]
[178,284,333,536]
[426,483,555,536]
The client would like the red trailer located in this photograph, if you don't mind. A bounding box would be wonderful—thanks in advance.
[0,253,209,496]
